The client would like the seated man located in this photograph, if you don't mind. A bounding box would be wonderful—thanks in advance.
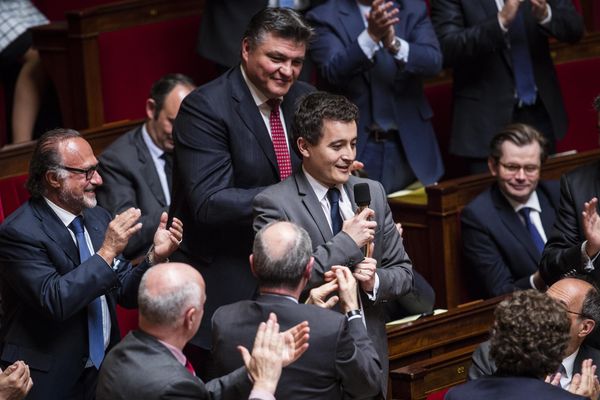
[446,290,598,400]
[97,263,302,400]
[212,221,383,399]
[461,124,559,297]
[469,277,600,390]
[252,91,414,394]
[0,128,183,400]
[97,73,195,260]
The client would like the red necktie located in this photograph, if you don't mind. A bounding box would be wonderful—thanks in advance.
[185,359,196,376]
[267,99,292,180]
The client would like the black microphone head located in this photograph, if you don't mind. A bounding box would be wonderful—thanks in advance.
[354,183,371,207]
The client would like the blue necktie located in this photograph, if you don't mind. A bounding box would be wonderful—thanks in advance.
[69,216,104,369]
[509,7,537,106]
[519,207,545,254]
[327,188,343,235]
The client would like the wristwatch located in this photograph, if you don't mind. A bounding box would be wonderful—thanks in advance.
[388,36,401,55]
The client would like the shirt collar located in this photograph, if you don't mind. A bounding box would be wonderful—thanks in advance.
[240,65,282,108]
[501,188,542,214]
[141,123,166,160]
[561,347,579,381]
[158,339,187,366]
[44,197,79,228]
[260,292,299,304]
[302,165,346,204]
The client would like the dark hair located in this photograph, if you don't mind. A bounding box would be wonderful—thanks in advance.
[292,91,359,150]
[593,95,600,112]
[489,123,547,164]
[252,221,312,290]
[243,7,313,50]
[149,73,195,119]
[490,290,570,378]
[26,128,81,198]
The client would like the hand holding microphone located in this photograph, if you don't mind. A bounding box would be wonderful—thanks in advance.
[353,183,374,257]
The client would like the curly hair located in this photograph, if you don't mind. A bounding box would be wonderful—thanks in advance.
[490,290,570,378]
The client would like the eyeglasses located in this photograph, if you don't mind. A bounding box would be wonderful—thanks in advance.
[565,309,592,320]
[57,164,99,180]
[498,162,540,175]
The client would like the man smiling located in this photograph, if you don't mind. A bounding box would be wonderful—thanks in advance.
[461,124,559,297]
[253,92,414,396]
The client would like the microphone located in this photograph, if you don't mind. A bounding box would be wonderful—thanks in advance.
[353,183,372,258]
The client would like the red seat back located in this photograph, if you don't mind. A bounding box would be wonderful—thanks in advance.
[0,174,30,223]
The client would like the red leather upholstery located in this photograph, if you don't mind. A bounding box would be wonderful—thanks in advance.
[0,174,30,223]
[426,387,450,400]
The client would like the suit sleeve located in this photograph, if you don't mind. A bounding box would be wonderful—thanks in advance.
[430,0,507,67]
[398,2,443,77]
[336,317,383,398]
[173,91,268,227]
[538,0,583,43]
[97,152,163,259]
[540,173,586,285]
[461,206,530,297]
[468,341,496,380]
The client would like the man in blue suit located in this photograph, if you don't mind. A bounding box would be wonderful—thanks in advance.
[461,124,559,297]
[0,129,183,400]
[306,0,444,193]
[169,7,314,374]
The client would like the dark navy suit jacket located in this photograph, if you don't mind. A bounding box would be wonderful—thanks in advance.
[461,181,559,297]
[170,66,314,349]
[0,198,149,400]
[306,0,444,188]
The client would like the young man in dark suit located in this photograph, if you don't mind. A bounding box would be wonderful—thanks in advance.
[461,124,559,297]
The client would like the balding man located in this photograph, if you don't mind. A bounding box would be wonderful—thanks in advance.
[212,221,382,399]
[0,128,183,399]
[97,263,300,400]
[469,277,600,389]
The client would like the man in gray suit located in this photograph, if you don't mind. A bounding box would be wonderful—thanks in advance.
[252,92,414,395]
[212,221,383,399]
[97,262,307,400]
[97,74,195,260]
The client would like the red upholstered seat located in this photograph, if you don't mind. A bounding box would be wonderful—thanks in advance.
[427,387,450,400]
[0,174,30,223]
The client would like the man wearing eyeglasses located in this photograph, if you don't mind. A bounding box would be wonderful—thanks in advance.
[0,128,183,400]
[460,123,559,298]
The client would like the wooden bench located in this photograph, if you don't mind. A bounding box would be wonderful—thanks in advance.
[391,148,600,309]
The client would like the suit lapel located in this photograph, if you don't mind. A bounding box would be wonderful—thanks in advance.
[492,185,540,262]
[31,198,80,266]
[538,187,556,235]
[339,0,372,84]
[134,127,167,207]
[295,172,334,243]
[230,68,279,175]
[82,208,107,253]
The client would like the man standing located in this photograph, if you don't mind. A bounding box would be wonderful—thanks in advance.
[307,0,444,192]
[97,73,195,260]
[0,129,183,399]
[253,92,413,394]
[469,277,600,388]
[461,124,559,297]
[170,7,314,366]
[212,221,382,399]
[540,96,600,286]
[430,0,583,172]
[97,262,303,400]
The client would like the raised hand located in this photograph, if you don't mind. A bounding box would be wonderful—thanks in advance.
[98,207,142,263]
[342,207,376,248]
[582,198,600,257]
[152,212,183,263]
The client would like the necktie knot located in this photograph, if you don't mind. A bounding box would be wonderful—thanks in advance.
[327,188,341,205]
[519,207,531,219]
[267,98,281,111]
[69,215,85,235]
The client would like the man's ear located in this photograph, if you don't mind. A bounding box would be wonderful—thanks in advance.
[580,319,596,338]
[304,257,314,280]
[145,98,157,121]
[249,254,257,278]
[488,157,498,177]
[297,137,310,158]
[45,170,61,190]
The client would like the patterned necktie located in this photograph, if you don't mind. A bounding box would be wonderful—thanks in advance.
[69,216,104,369]
[327,188,343,235]
[508,7,537,106]
[519,207,545,254]
[267,99,292,181]
[160,152,173,190]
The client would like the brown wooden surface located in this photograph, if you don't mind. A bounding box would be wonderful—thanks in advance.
[0,119,141,180]
[31,0,204,130]
[391,149,600,309]
[390,344,478,400]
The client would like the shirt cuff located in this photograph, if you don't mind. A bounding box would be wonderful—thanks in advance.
[538,4,552,25]
[358,29,381,60]
[364,272,380,301]
[497,13,509,33]
[582,241,599,272]
[249,388,276,400]
[393,38,410,63]
[529,274,537,289]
